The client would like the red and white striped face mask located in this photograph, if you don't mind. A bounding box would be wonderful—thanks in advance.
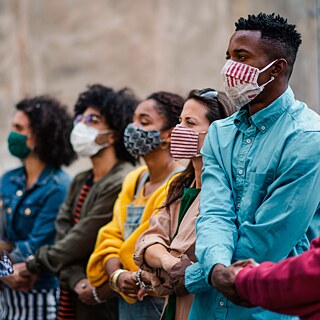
[221,59,277,107]
[170,125,206,160]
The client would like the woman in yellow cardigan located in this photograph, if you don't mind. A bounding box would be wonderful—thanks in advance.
[87,91,185,320]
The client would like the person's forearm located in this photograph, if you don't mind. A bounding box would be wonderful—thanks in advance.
[105,257,122,277]
[144,243,172,269]
[235,247,320,314]
[210,263,227,287]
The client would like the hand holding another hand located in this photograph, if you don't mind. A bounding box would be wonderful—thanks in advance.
[1,263,37,291]
[211,259,258,307]
[74,278,97,305]
[167,254,192,296]
[117,271,140,298]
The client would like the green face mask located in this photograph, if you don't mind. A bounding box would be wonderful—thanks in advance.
[7,131,31,159]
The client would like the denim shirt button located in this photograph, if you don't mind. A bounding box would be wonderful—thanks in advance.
[7,208,12,214]
[219,301,225,307]
[16,190,23,197]
[0,200,2,207]
[24,208,31,216]
[238,169,243,175]
[261,125,266,131]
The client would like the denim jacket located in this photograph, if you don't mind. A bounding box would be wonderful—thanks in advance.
[0,165,71,289]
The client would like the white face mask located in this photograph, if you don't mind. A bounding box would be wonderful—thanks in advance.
[70,122,113,157]
[221,59,277,107]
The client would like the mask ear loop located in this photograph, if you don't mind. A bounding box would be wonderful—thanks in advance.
[259,59,278,73]
[96,129,115,148]
[260,76,275,89]
[26,133,36,151]
[258,60,278,89]
[195,131,208,157]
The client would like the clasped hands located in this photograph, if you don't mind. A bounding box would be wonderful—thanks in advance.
[135,253,193,300]
[74,271,155,305]
[210,259,259,306]
[1,262,37,291]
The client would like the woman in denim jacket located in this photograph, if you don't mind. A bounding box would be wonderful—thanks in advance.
[0,96,76,320]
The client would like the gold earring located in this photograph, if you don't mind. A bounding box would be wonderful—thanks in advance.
[160,141,169,150]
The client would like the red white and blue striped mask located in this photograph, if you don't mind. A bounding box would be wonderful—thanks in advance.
[221,59,276,107]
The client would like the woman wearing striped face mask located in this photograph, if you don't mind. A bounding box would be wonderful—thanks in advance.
[134,89,237,320]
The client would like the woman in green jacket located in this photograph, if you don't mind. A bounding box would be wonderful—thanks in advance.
[19,84,139,320]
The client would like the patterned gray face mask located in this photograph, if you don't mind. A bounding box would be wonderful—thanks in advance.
[123,123,162,159]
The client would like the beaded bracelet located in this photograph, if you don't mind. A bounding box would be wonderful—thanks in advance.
[136,269,153,290]
[92,287,106,304]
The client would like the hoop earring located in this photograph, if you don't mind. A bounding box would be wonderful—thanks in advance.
[160,141,169,150]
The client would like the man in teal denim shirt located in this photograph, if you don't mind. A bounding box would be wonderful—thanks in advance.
[188,13,320,320]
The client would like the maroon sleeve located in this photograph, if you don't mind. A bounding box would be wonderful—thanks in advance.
[235,237,320,317]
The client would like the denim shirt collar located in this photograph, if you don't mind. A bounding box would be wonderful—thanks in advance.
[9,165,56,189]
[234,86,295,133]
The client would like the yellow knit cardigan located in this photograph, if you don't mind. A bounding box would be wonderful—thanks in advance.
[87,166,181,302]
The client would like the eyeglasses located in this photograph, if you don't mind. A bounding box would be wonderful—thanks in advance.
[199,90,219,99]
[74,113,102,126]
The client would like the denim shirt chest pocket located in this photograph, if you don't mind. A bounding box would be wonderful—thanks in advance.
[238,172,274,224]
[14,199,42,236]
[2,191,43,240]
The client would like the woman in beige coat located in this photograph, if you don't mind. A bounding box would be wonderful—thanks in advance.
[134,89,237,320]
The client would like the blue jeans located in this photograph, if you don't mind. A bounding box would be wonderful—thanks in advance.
[119,296,164,320]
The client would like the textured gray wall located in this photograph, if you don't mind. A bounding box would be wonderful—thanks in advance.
[0,0,319,175]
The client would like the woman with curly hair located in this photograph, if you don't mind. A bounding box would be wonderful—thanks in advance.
[0,96,76,319]
[86,91,185,320]
[21,84,139,320]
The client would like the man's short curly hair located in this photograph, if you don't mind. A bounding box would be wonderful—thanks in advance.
[74,84,139,164]
[16,96,77,168]
[235,13,302,76]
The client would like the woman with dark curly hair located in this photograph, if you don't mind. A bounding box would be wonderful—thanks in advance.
[86,91,186,320]
[19,84,139,320]
[0,96,76,319]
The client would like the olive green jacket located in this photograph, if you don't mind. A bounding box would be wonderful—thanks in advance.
[28,160,134,289]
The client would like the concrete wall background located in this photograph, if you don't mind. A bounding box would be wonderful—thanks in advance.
[0,0,319,175]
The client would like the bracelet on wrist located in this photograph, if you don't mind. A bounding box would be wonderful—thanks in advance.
[92,286,106,304]
[109,269,126,293]
[136,269,153,291]
[26,255,35,263]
